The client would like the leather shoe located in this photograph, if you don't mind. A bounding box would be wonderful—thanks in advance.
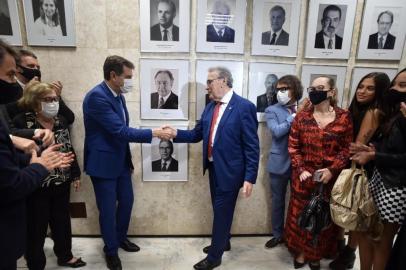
[105,255,122,270]
[57,257,86,268]
[193,258,221,270]
[265,237,283,249]
[203,241,231,254]
[120,239,140,252]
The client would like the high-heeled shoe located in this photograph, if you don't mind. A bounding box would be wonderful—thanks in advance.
[293,259,306,269]
[308,261,320,270]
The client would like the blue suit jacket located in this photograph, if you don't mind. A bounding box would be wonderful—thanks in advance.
[265,103,294,176]
[175,92,259,191]
[83,82,152,179]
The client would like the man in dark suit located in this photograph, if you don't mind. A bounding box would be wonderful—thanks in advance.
[256,73,278,112]
[314,5,343,49]
[150,0,179,41]
[261,5,289,46]
[83,56,171,270]
[367,10,396,49]
[151,139,178,172]
[167,67,260,270]
[206,1,235,43]
[151,69,178,109]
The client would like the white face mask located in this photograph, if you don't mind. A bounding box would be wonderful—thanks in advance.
[120,79,133,93]
[276,90,291,105]
[41,101,59,118]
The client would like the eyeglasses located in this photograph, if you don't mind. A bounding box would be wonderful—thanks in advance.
[307,87,333,93]
[41,96,60,103]
[207,77,223,86]
[276,87,290,93]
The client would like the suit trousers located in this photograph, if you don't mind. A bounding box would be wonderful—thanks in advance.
[25,182,73,270]
[207,162,239,263]
[91,168,133,256]
[269,173,290,239]
[0,261,17,270]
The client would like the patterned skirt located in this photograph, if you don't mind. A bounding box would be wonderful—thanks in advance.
[369,168,406,225]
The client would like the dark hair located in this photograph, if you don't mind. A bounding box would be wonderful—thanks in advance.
[277,75,303,101]
[348,72,390,125]
[157,0,176,15]
[0,38,18,65]
[377,10,393,24]
[270,5,285,17]
[322,5,341,20]
[159,139,174,153]
[16,49,38,65]
[103,55,134,80]
[39,0,60,27]
[154,70,174,82]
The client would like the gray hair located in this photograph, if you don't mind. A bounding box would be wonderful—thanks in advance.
[377,10,394,24]
[208,66,233,88]
[212,0,230,15]
[270,5,285,17]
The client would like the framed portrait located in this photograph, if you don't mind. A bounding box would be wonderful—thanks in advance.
[140,59,189,120]
[0,0,22,45]
[141,126,188,182]
[248,62,296,122]
[347,67,398,107]
[140,0,190,52]
[196,0,246,54]
[22,0,76,46]
[304,0,357,59]
[251,0,301,57]
[301,65,347,107]
[195,60,244,120]
[357,0,406,60]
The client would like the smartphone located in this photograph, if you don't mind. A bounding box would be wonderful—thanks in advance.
[313,171,323,182]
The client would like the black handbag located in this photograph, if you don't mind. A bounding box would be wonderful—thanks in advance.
[297,183,332,246]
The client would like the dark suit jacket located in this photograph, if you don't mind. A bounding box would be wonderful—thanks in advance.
[206,24,235,43]
[175,93,259,191]
[0,105,37,139]
[151,92,178,109]
[256,94,269,113]
[314,31,342,49]
[151,158,178,172]
[150,23,179,41]
[0,121,49,267]
[367,32,396,49]
[0,13,12,35]
[261,29,289,45]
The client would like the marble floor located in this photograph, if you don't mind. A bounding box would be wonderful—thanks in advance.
[17,237,361,270]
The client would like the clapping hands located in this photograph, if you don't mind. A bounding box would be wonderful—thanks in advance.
[152,125,177,140]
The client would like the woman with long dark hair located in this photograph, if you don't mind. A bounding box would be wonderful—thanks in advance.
[34,0,63,36]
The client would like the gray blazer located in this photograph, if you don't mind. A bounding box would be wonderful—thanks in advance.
[265,103,294,176]
[261,29,289,46]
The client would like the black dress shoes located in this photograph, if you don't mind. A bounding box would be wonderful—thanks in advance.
[203,241,231,254]
[265,237,283,249]
[193,258,221,270]
[57,257,87,268]
[120,239,140,252]
[105,255,122,270]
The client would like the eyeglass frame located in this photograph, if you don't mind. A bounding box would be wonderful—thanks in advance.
[206,77,224,86]
[306,86,334,93]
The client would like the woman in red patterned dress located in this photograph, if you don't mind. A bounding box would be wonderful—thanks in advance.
[284,76,353,269]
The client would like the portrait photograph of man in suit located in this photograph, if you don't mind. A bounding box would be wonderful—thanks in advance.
[0,0,13,36]
[256,73,278,112]
[150,69,178,110]
[314,4,346,49]
[151,139,178,172]
[150,0,179,41]
[206,0,235,43]
[261,5,289,46]
[367,10,396,50]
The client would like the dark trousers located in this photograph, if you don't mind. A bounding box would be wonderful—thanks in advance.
[269,173,290,239]
[0,261,17,270]
[91,168,133,256]
[207,163,239,263]
[25,182,73,270]
[386,221,406,270]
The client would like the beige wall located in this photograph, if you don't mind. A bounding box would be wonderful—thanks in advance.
[14,0,406,235]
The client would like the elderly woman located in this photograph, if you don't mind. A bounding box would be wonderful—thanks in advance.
[34,0,63,36]
[13,81,85,269]
[264,75,303,249]
[284,76,353,269]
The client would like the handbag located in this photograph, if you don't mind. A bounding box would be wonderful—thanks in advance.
[297,183,331,246]
[330,162,382,238]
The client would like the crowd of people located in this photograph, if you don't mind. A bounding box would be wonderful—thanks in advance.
[0,36,405,270]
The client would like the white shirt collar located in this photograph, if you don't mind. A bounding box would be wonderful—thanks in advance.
[160,24,173,32]
[159,91,172,103]
[323,33,336,49]
[16,78,25,88]
[213,24,225,35]
[220,89,233,104]
[105,81,119,97]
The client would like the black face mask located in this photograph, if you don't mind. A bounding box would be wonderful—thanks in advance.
[387,88,406,104]
[0,79,23,104]
[309,90,328,105]
[18,65,41,81]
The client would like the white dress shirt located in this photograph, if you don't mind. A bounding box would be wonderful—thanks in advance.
[323,34,336,49]
[160,25,174,41]
[106,82,126,122]
[377,33,388,48]
[268,29,282,44]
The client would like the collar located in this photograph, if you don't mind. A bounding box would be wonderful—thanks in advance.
[378,33,388,39]
[213,24,226,33]
[323,32,336,39]
[16,78,25,89]
[220,89,233,104]
[272,29,283,36]
[105,81,119,97]
[160,24,173,32]
[161,158,172,165]
[160,91,172,100]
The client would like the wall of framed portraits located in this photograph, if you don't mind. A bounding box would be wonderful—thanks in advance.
[5,0,406,235]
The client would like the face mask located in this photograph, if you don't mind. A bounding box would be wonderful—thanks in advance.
[18,65,41,81]
[120,79,133,93]
[277,90,291,105]
[309,90,328,105]
[387,88,406,105]
[0,79,23,103]
[41,101,59,118]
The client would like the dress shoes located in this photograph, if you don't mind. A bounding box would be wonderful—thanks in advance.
[120,239,140,252]
[105,255,122,270]
[57,257,87,268]
[264,237,283,249]
[193,258,221,270]
[203,241,231,254]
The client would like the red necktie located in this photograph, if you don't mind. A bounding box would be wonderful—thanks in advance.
[207,102,222,159]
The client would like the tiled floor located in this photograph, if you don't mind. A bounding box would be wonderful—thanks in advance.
[17,237,360,269]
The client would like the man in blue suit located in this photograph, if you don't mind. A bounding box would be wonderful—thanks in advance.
[166,67,259,270]
[83,56,170,270]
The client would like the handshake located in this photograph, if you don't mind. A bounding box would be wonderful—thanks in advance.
[152,125,177,140]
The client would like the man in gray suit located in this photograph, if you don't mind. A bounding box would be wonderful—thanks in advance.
[261,5,289,46]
